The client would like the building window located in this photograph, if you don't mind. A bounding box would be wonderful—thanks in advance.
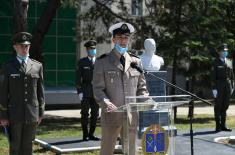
[132,0,143,16]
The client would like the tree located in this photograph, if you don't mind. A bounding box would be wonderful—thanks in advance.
[11,0,72,62]
[69,0,235,84]
[12,0,29,33]
[71,0,235,118]
[30,0,61,62]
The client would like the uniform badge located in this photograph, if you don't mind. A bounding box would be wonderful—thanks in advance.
[142,124,169,155]
[83,67,90,69]
[121,24,128,30]
[22,34,27,40]
[10,74,20,78]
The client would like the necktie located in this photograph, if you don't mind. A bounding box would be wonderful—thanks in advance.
[120,55,125,68]
[21,60,27,73]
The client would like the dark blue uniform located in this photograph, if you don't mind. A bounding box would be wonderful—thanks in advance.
[211,57,234,131]
[76,57,99,140]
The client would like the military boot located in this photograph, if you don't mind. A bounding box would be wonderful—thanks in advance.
[82,126,89,141]
[89,126,100,141]
[221,117,232,132]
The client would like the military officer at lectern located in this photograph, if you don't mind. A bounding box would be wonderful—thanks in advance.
[93,22,149,155]
[0,32,45,155]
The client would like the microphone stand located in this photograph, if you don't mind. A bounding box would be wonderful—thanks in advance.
[144,71,212,155]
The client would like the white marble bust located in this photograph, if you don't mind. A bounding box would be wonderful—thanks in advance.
[140,38,164,71]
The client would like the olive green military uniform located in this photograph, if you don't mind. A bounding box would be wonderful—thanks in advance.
[0,58,45,155]
[93,49,148,155]
[211,57,234,130]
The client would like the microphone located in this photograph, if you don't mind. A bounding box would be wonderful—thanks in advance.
[130,62,144,73]
[130,61,212,105]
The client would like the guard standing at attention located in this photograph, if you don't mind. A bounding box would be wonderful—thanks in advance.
[211,43,234,132]
[0,32,45,155]
[76,40,100,141]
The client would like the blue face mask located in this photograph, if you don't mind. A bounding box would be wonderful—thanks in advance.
[114,44,128,55]
[17,53,29,61]
[220,51,228,59]
[88,49,97,56]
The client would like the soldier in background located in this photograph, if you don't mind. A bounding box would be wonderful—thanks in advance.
[76,40,100,141]
[93,22,149,155]
[211,43,234,132]
[0,32,45,155]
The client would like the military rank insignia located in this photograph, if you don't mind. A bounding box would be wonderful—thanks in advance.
[142,124,169,155]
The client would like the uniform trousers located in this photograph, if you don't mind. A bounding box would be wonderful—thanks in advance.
[9,122,37,155]
[100,123,137,155]
[214,82,231,128]
[81,98,99,136]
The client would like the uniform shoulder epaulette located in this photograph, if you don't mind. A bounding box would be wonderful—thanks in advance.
[128,52,140,59]
[31,58,42,64]
[79,57,87,61]
[98,53,108,60]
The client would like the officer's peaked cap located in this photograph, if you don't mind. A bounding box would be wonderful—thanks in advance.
[84,40,97,48]
[108,22,135,36]
[217,43,228,51]
[13,32,32,45]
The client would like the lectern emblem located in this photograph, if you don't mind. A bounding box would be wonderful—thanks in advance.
[142,124,169,155]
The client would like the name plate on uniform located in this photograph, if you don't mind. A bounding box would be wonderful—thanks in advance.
[142,124,169,155]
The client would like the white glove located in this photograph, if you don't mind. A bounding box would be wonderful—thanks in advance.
[78,93,83,101]
[212,89,217,98]
[231,89,234,95]
[230,83,234,95]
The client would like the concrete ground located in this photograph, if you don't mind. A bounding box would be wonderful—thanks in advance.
[36,130,235,155]
[45,105,235,118]
[41,105,235,155]
[176,129,235,155]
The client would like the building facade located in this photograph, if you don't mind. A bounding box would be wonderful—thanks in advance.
[0,0,145,88]
[0,0,77,87]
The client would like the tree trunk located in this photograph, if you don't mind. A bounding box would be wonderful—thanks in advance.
[171,0,182,121]
[30,0,61,62]
[12,0,29,33]
[188,76,195,118]
[172,50,178,121]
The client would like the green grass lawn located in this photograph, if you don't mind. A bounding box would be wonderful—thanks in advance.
[0,114,234,155]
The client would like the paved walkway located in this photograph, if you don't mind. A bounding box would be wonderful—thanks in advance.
[42,106,235,155]
[45,105,235,118]
[36,129,235,155]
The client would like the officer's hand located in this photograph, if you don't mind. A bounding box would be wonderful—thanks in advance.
[106,101,117,112]
[78,93,83,101]
[0,119,9,126]
[212,89,218,98]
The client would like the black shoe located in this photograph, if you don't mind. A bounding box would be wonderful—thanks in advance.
[89,135,100,141]
[221,127,232,132]
[83,136,89,141]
